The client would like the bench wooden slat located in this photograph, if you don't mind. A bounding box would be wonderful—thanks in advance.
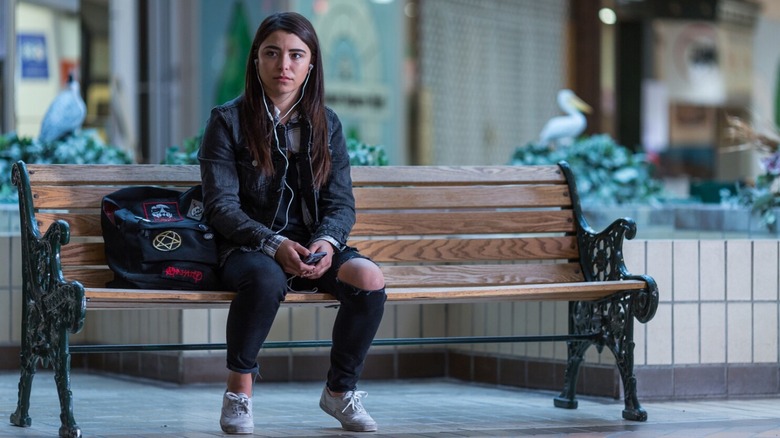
[61,269,113,288]
[353,211,575,235]
[385,281,647,302]
[61,237,580,266]
[37,213,100,237]
[31,186,196,209]
[354,185,571,209]
[83,280,647,309]
[27,164,202,185]
[382,264,585,286]
[32,185,571,210]
[44,210,577,238]
[350,165,566,186]
[26,164,565,187]
[61,243,106,265]
[351,236,579,261]
[84,288,239,303]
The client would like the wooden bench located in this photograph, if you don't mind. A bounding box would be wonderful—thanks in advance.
[9,160,659,438]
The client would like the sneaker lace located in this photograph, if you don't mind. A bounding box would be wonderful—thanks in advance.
[228,393,251,416]
[342,391,368,415]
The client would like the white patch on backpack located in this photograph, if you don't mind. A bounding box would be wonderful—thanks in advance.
[142,201,182,222]
[187,199,204,221]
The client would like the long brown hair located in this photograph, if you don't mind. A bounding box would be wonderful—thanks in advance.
[240,12,330,188]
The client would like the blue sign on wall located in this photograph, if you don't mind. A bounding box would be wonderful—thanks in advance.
[18,33,49,79]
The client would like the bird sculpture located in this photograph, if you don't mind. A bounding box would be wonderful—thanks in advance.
[537,89,592,146]
[39,73,87,143]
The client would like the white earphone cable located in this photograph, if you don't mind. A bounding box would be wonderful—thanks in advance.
[254,61,312,233]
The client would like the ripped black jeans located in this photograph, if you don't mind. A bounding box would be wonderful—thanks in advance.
[220,248,386,392]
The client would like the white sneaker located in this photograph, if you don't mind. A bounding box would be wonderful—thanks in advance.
[319,387,378,432]
[220,391,253,434]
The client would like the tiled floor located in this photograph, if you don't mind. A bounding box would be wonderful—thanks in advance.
[1,370,779,437]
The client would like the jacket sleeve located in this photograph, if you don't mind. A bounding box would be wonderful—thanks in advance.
[198,105,272,247]
[311,110,356,247]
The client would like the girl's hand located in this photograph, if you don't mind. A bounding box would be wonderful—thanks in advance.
[275,239,311,276]
[301,241,334,279]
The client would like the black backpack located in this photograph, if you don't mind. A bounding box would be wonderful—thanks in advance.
[100,185,221,290]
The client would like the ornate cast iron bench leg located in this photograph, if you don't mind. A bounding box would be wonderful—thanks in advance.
[9,337,35,428]
[553,300,603,411]
[553,294,651,422]
[10,222,86,438]
[11,162,87,438]
[553,332,592,410]
[610,279,657,421]
[550,180,659,421]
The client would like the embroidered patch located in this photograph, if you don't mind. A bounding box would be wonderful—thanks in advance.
[152,230,182,251]
[142,201,182,222]
[162,265,205,283]
[186,199,205,221]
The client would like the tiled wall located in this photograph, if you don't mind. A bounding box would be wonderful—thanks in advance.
[0,236,23,347]
[634,239,779,367]
[0,206,21,347]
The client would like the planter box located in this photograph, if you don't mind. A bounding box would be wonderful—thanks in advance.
[582,203,780,239]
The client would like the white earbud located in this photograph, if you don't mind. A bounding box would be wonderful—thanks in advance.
[309,64,313,71]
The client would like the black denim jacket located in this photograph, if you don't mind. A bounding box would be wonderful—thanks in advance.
[198,95,356,261]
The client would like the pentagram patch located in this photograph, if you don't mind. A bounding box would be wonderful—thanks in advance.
[152,230,182,251]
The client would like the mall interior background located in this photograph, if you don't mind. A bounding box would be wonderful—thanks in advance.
[3,0,780,400]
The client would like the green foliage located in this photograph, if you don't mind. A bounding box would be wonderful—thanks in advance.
[728,152,780,231]
[510,134,664,205]
[0,130,131,201]
[164,132,202,165]
[164,133,389,167]
[346,137,388,166]
[344,127,388,165]
[722,116,780,231]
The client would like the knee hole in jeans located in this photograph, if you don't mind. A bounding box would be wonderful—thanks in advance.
[336,258,385,292]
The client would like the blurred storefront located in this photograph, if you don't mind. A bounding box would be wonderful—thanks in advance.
[610,0,779,186]
[0,0,408,164]
[0,0,778,183]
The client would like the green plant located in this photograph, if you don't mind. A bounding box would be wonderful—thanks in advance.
[0,130,131,201]
[510,134,664,206]
[164,133,389,167]
[346,137,388,166]
[164,132,202,165]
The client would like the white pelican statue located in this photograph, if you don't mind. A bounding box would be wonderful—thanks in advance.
[39,73,87,143]
[538,89,592,146]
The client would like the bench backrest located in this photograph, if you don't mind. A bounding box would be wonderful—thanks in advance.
[19,163,585,290]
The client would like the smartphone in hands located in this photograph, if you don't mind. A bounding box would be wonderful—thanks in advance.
[303,251,327,265]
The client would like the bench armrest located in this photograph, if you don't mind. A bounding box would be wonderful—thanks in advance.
[12,161,87,336]
[557,161,658,323]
